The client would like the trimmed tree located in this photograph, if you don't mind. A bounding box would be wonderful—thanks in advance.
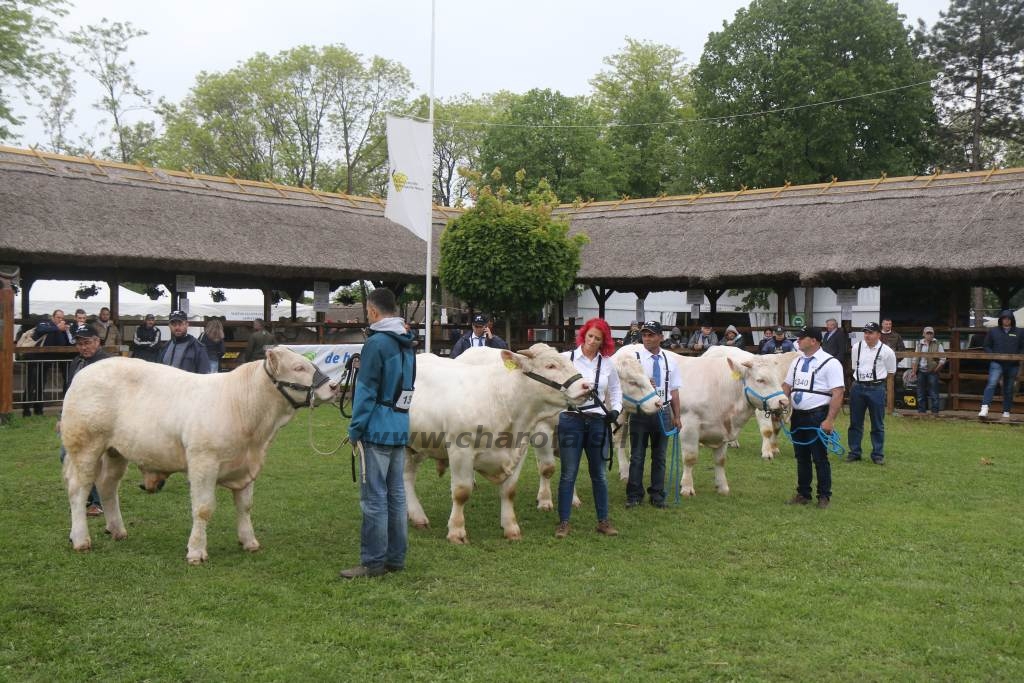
[439,176,588,341]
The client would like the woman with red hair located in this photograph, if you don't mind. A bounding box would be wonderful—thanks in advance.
[554,317,622,539]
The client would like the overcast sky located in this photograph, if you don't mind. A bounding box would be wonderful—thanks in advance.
[10,0,945,147]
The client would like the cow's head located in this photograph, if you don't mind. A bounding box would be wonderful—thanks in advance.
[501,344,591,406]
[264,347,340,408]
[614,354,663,414]
[729,356,790,416]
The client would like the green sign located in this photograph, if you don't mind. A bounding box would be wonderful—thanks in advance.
[791,315,805,327]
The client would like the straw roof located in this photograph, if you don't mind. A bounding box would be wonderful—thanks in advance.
[2,146,1023,292]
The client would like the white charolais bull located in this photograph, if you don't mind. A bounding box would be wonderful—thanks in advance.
[405,344,591,543]
[611,344,675,481]
[703,346,799,460]
[60,347,339,564]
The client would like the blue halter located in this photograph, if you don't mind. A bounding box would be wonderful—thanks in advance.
[622,389,660,409]
[741,379,787,418]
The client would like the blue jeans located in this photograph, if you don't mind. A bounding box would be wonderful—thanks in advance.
[848,382,887,461]
[982,362,1020,413]
[627,412,667,504]
[60,446,101,508]
[792,407,831,499]
[208,359,219,373]
[358,441,407,569]
[557,413,609,523]
[916,370,941,414]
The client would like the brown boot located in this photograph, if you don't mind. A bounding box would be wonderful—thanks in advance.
[596,519,618,536]
[555,521,571,539]
[786,494,811,506]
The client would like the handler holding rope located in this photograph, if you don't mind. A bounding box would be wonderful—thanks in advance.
[782,326,845,509]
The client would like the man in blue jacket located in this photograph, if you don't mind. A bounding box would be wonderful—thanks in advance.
[340,288,416,579]
[978,309,1023,419]
[159,310,210,374]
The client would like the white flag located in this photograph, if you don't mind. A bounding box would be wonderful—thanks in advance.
[384,115,433,241]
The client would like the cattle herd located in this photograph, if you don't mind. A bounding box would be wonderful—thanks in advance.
[60,343,795,563]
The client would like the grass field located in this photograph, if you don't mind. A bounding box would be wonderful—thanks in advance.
[1,409,1021,681]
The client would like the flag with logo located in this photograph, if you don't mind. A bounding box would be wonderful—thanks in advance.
[384,115,433,241]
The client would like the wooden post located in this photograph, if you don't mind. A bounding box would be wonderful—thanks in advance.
[949,292,961,411]
[0,285,13,423]
[886,373,895,414]
[773,287,788,326]
[261,288,272,324]
[20,276,34,321]
[705,288,725,324]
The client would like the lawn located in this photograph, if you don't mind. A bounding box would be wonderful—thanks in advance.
[1,409,1021,681]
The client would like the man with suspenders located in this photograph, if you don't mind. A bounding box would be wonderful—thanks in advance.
[782,326,845,509]
[626,321,682,509]
[846,322,898,465]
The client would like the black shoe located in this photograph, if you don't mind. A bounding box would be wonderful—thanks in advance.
[845,455,862,463]
[339,565,386,579]
[383,565,404,574]
[872,458,885,466]
[650,500,667,509]
[625,499,642,509]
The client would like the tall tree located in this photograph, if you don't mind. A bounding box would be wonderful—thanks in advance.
[29,57,86,154]
[0,0,67,141]
[690,0,936,191]
[591,38,696,197]
[917,0,1024,171]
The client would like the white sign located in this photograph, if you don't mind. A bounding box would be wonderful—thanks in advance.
[176,274,195,293]
[686,290,705,305]
[841,304,853,320]
[313,281,330,313]
[835,289,858,306]
[384,115,433,241]
[691,304,701,319]
[284,344,363,383]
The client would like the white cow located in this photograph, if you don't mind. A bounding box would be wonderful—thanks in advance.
[405,344,591,543]
[703,346,800,460]
[456,346,663,510]
[60,347,339,564]
[610,343,679,481]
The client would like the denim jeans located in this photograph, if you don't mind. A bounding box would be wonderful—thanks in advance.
[848,382,887,461]
[982,362,1020,413]
[916,370,941,414]
[358,441,407,569]
[627,412,667,504]
[557,413,609,523]
[792,407,831,499]
[60,445,100,508]
[208,359,219,373]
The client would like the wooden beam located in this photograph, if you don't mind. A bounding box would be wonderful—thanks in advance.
[0,284,14,422]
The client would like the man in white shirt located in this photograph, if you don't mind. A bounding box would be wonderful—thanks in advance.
[449,313,508,359]
[626,321,682,509]
[846,322,898,465]
[782,326,845,508]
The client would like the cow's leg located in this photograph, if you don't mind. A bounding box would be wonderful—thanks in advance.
[500,452,526,541]
[95,450,129,541]
[680,429,699,497]
[616,416,631,481]
[534,427,556,511]
[768,416,783,459]
[64,446,102,552]
[403,451,430,529]
[758,413,777,460]
[446,453,475,544]
[185,460,219,564]
[712,443,730,495]
[233,481,260,552]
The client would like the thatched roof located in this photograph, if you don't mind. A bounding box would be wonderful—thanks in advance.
[2,145,1023,292]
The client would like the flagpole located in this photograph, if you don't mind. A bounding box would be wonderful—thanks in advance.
[424,0,436,355]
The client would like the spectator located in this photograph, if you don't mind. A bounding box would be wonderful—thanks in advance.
[555,318,622,539]
[663,327,685,352]
[159,310,210,374]
[131,314,162,362]
[821,318,851,384]
[621,321,642,346]
[71,308,88,334]
[757,327,774,353]
[846,322,898,465]
[25,309,73,417]
[719,325,744,348]
[687,321,718,353]
[626,321,682,509]
[340,288,416,579]
[449,313,508,359]
[244,318,275,362]
[880,318,904,355]
[198,318,226,373]
[909,326,945,416]
[760,326,795,354]
[978,309,1023,419]
[94,306,121,348]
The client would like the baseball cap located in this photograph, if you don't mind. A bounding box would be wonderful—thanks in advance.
[796,326,822,341]
[863,322,881,333]
[923,326,935,334]
[145,313,155,321]
[73,324,98,339]
[640,320,662,334]
[773,325,786,334]
[471,314,487,326]
[169,310,188,322]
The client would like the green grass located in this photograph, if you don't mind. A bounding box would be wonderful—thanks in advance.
[1,410,1021,681]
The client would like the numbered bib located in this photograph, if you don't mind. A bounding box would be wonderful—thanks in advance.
[395,390,414,412]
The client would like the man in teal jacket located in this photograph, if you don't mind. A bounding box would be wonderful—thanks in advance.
[340,288,416,579]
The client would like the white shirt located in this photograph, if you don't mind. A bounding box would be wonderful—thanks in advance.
[635,345,682,400]
[852,341,898,382]
[471,335,487,347]
[785,348,845,410]
[562,347,622,415]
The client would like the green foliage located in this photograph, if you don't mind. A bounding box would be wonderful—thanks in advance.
[0,0,67,141]
[690,0,936,190]
[727,287,773,312]
[440,175,588,317]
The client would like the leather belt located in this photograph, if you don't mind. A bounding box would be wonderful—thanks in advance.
[854,380,885,386]
[792,406,828,414]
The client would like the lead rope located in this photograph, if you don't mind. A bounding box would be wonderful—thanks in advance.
[307,394,347,456]
[659,410,682,505]
[779,422,845,457]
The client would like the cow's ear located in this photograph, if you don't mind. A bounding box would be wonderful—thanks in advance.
[500,349,523,371]
[726,357,747,379]
[265,346,281,375]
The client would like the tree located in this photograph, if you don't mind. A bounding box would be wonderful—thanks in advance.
[477,89,619,202]
[29,57,87,154]
[591,38,696,197]
[439,174,588,332]
[0,0,67,141]
[690,0,936,191]
[917,0,1024,171]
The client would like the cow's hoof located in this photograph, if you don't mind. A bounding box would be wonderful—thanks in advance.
[446,530,468,544]
[536,500,553,511]
[717,488,731,496]
[411,518,430,530]
[241,540,260,552]
[71,538,92,552]
[680,489,696,497]
[727,440,740,449]
[108,527,128,541]
[186,551,208,565]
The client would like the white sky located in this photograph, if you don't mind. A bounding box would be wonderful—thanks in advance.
[9,0,945,147]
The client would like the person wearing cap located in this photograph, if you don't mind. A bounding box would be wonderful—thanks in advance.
[131,313,162,363]
[626,320,682,509]
[847,322,898,465]
[782,327,845,508]
[760,326,795,354]
[908,326,946,416]
[243,318,275,362]
[978,309,1023,419]
[687,321,718,353]
[57,323,113,516]
[718,325,744,348]
[158,310,211,374]
[449,313,508,359]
